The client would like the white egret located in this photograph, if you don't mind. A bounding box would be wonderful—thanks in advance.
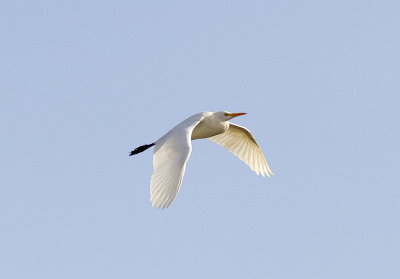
[130,111,273,209]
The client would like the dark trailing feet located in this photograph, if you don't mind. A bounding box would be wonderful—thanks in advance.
[129,142,156,156]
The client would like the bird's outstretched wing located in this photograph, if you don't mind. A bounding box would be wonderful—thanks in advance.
[208,123,273,177]
[150,113,205,209]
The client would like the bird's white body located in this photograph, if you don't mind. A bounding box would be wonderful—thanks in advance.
[144,111,273,209]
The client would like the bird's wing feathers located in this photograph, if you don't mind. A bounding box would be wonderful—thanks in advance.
[150,113,205,209]
[208,123,273,177]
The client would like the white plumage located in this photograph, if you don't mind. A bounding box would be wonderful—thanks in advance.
[130,111,273,209]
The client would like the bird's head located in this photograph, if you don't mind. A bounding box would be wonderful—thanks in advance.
[217,111,247,121]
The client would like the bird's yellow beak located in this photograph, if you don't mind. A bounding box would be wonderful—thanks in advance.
[229,112,247,118]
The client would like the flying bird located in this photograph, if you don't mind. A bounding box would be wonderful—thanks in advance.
[130,111,273,209]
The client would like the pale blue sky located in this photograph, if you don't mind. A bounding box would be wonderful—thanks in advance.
[1,1,399,278]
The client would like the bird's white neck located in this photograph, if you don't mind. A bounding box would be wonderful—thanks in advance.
[191,116,229,140]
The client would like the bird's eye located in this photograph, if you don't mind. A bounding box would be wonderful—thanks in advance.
[224,113,228,117]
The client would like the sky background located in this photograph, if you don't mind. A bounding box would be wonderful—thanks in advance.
[1,0,399,278]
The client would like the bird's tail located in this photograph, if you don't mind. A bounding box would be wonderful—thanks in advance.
[129,142,156,156]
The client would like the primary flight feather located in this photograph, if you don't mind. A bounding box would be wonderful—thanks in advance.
[130,111,273,209]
